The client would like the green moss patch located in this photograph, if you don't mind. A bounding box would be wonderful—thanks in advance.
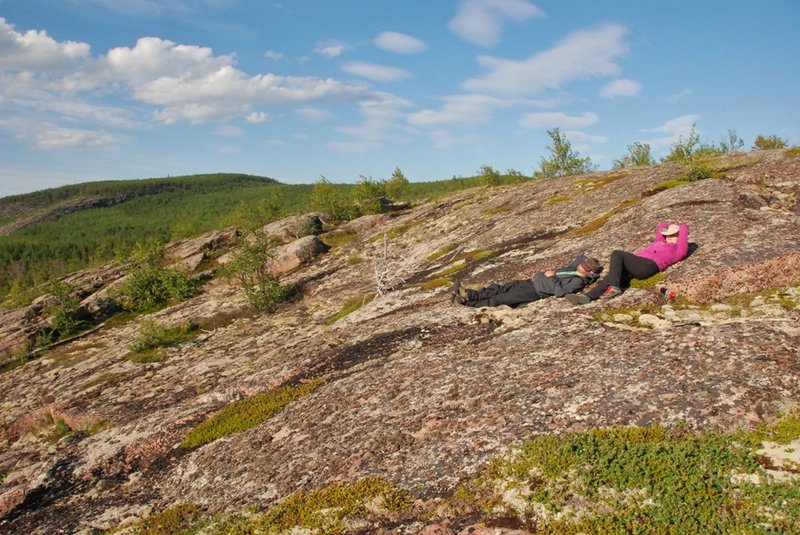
[545,194,571,205]
[426,243,459,261]
[113,503,204,535]
[420,277,453,290]
[566,198,642,237]
[784,147,800,157]
[573,172,629,192]
[431,263,466,278]
[326,294,375,325]
[321,231,359,249]
[126,320,199,363]
[461,418,800,534]
[181,378,324,449]
[481,206,512,217]
[629,271,666,290]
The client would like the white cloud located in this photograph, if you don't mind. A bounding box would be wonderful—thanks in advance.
[408,94,509,128]
[666,88,693,104]
[245,111,268,123]
[342,61,412,82]
[601,78,641,99]
[34,127,119,149]
[643,114,701,147]
[314,43,346,58]
[563,130,607,144]
[462,23,628,96]
[449,0,544,48]
[295,107,332,121]
[214,124,243,137]
[374,31,427,54]
[520,111,598,129]
[264,50,284,60]
[0,18,90,70]
[330,95,413,152]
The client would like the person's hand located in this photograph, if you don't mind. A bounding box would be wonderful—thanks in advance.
[544,270,556,277]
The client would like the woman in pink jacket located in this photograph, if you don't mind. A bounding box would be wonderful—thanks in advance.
[566,222,689,304]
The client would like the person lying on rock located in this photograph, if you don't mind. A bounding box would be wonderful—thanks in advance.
[565,221,689,305]
[452,255,602,308]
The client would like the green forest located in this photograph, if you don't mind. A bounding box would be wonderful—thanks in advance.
[0,170,522,302]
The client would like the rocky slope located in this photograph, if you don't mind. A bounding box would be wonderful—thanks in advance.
[0,149,799,534]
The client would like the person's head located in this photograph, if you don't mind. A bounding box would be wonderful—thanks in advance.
[577,257,602,277]
[661,223,680,243]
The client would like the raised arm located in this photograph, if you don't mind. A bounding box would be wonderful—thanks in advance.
[675,223,690,260]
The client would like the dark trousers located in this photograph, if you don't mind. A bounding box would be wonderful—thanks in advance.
[587,250,659,299]
[464,279,541,308]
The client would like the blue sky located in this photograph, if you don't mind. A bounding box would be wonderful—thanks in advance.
[0,0,798,198]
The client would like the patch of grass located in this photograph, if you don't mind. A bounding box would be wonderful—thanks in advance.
[566,198,642,237]
[128,320,199,355]
[181,378,324,449]
[545,194,570,205]
[573,172,629,192]
[244,476,413,534]
[117,503,205,535]
[368,221,422,243]
[653,178,690,190]
[321,230,358,249]
[45,419,73,444]
[86,420,114,435]
[481,206,512,217]
[326,294,374,325]
[630,271,666,290]
[426,243,459,261]
[464,419,800,534]
[785,147,800,157]
[431,263,466,278]
[346,255,366,265]
[420,277,453,290]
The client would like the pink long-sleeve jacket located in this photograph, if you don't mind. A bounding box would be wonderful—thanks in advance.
[634,222,689,271]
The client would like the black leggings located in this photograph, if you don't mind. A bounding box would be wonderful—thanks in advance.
[587,250,659,299]
[464,279,541,308]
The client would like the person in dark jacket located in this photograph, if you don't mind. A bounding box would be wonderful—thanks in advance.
[452,255,602,308]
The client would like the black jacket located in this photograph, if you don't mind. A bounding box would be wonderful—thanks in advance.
[530,254,599,297]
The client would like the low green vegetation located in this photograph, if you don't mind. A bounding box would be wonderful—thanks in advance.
[222,230,285,312]
[460,421,800,533]
[629,271,666,290]
[420,276,453,290]
[426,243,459,261]
[131,412,800,534]
[326,295,374,325]
[111,502,205,535]
[114,240,203,312]
[181,379,324,449]
[126,320,199,362]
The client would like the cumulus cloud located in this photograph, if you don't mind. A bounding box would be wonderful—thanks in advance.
[0,117,121,149]
[342,61,412,82]
[0,17,90,70]
[408,94,509,128]
[330,95,413,152]
[520,111,598,129]
[601,78,641,99]
[295,107,332,121]
[314,43,346,58]
[449,0,544,47]
[374,31,427,54]
[462,23,629,96]
[245,111,268,123]
[643,114,701,147]
[1,21,398,149]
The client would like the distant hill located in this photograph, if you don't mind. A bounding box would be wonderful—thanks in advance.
[0,171,512,299]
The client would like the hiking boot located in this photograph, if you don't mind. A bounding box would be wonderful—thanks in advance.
[565,293,591,305]
[600,285,622,299]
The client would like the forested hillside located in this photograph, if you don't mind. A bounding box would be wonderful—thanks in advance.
[0,171,522,301]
